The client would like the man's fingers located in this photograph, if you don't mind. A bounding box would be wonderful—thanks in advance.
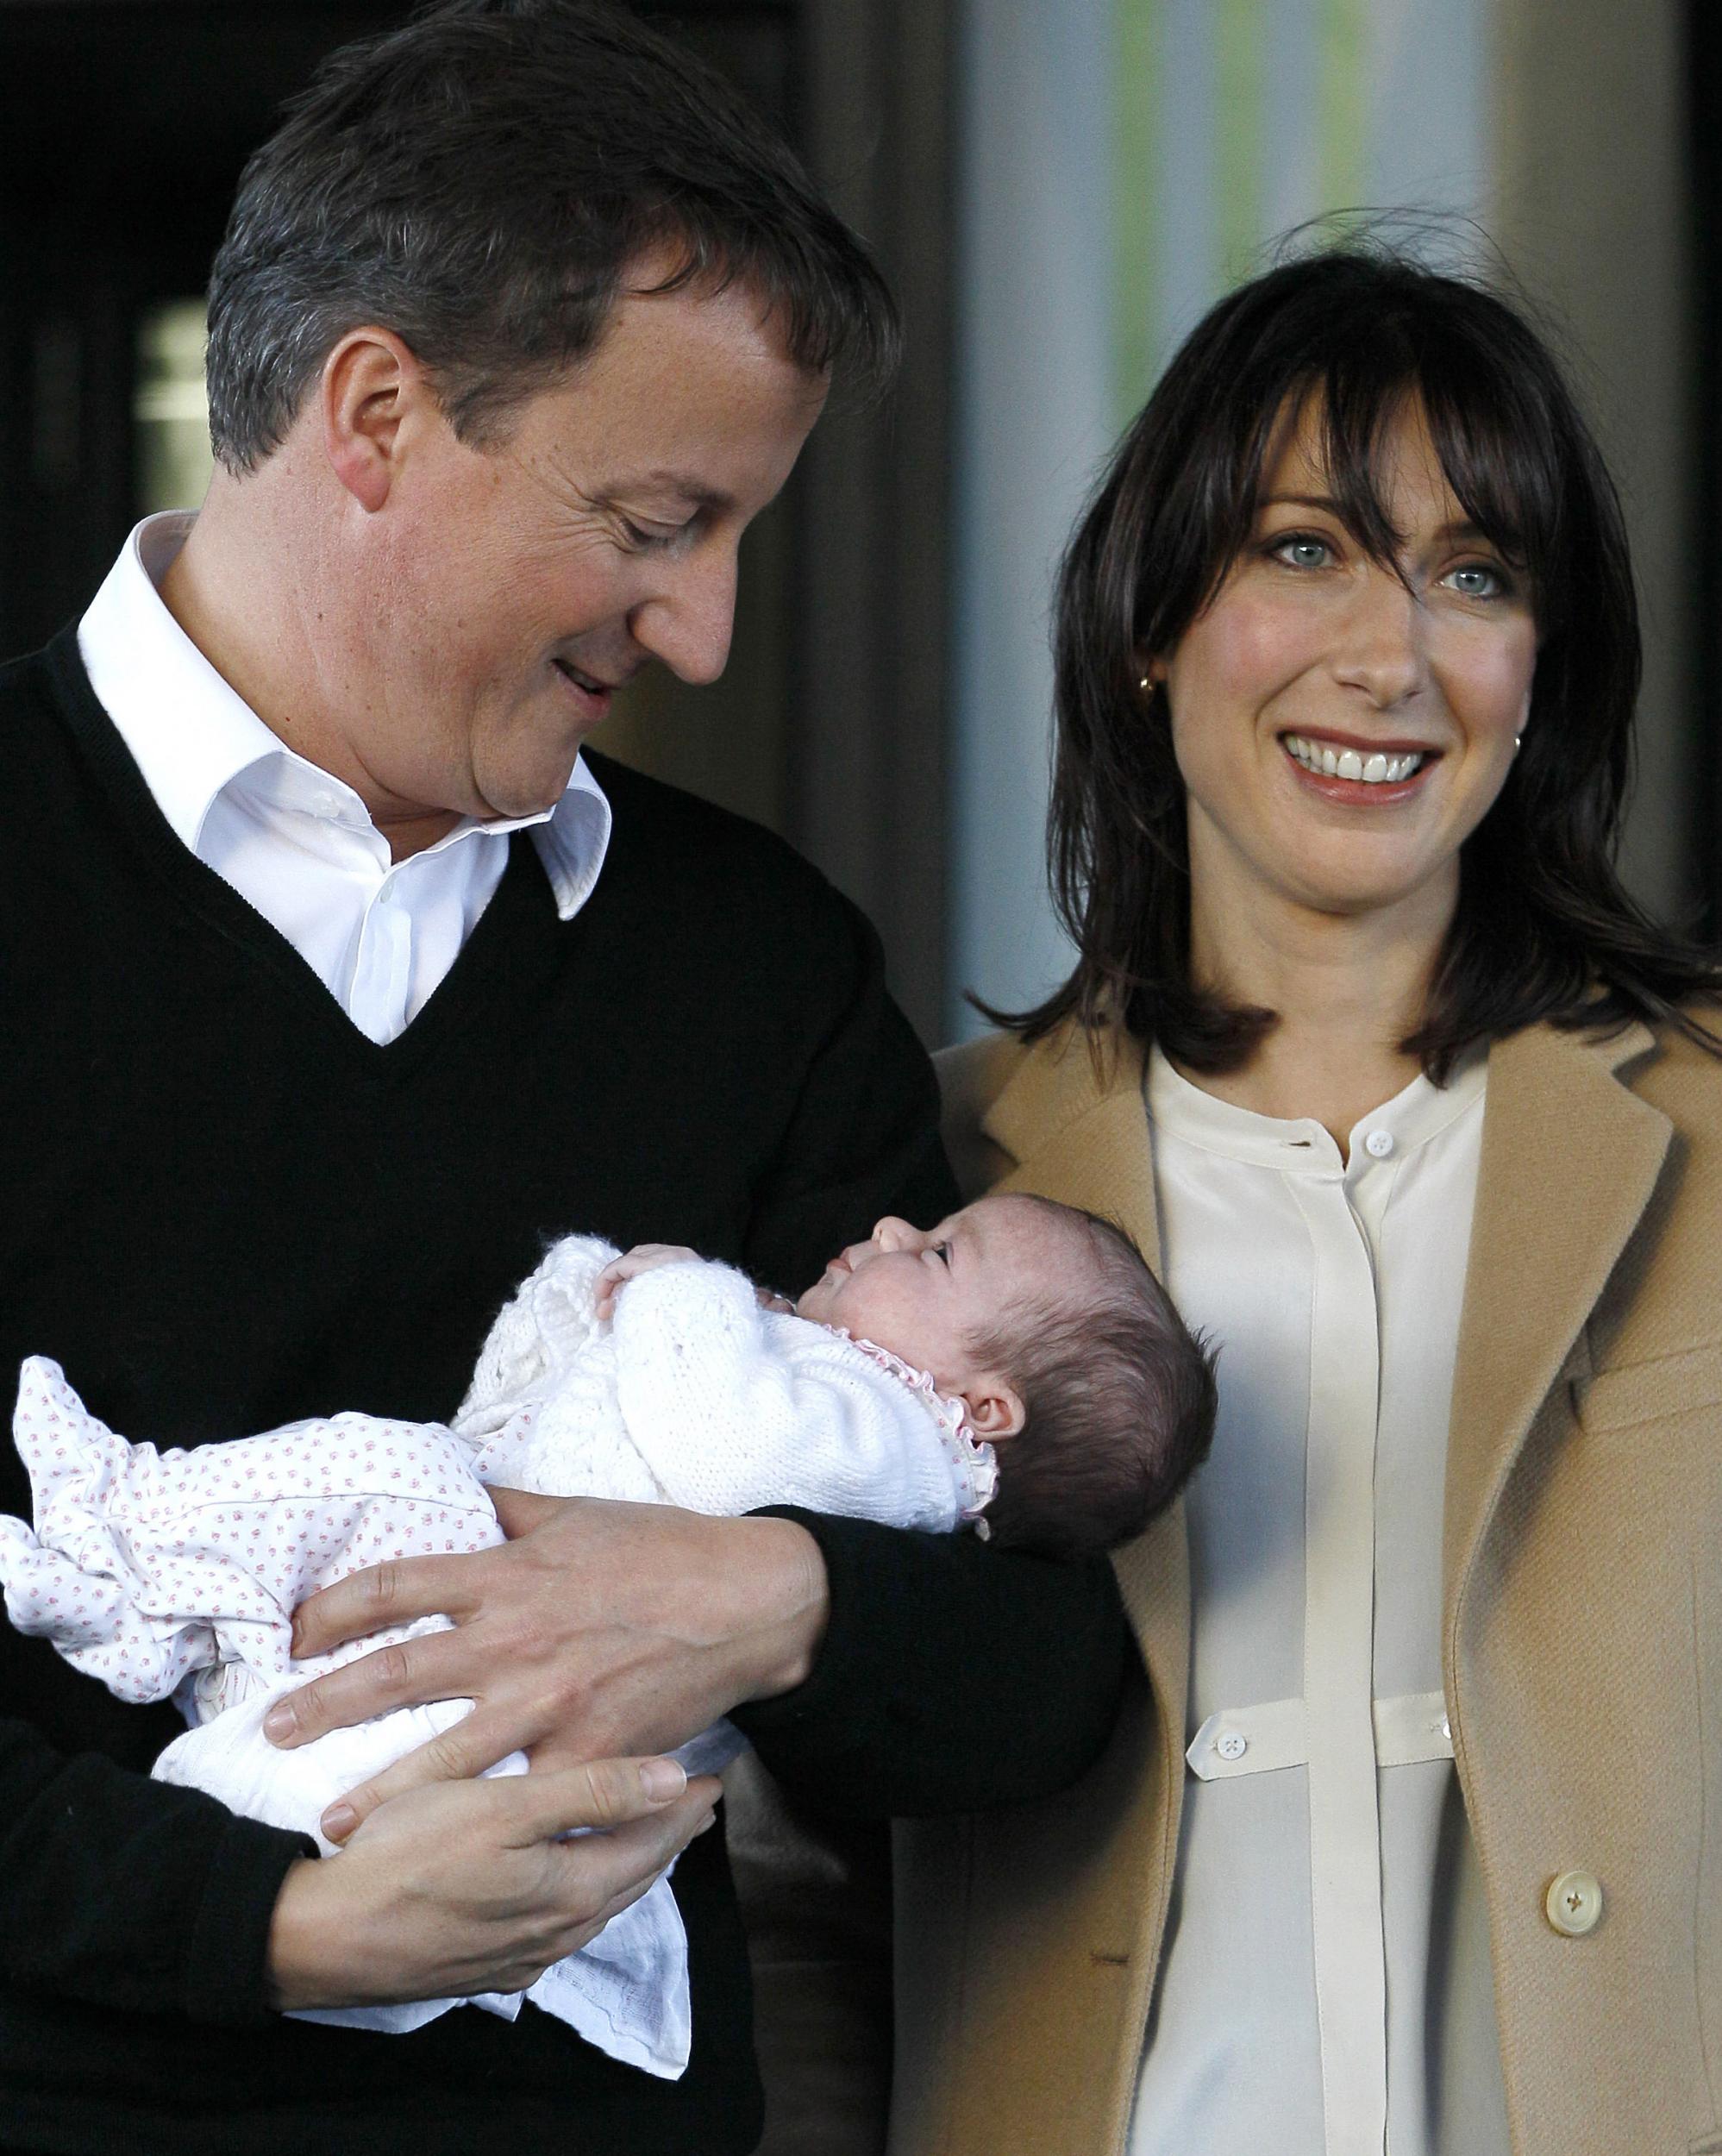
[290,1551,485,1659]
[316,1708,528,1841]
[269,1625,495,1750]
[488,1485,567,1540]
[504,1758,718,1848]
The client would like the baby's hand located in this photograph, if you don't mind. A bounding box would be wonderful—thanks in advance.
[595,1244,700,1320]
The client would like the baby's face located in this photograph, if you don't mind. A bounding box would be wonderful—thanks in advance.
[796,1194,1060,1398]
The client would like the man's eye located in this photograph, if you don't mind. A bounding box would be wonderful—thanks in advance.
[621,516,694,552]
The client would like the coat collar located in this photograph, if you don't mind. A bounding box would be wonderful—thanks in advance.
[978,1029,1190,1697]
[1441,1018,1670,1627]
[977,1018,1674,1663]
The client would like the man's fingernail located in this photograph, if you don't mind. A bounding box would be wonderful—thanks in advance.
[321,1802,356,1840]
[640,1758,687,1802]
[263,1704,295,1741]
[694,1808,717,1835]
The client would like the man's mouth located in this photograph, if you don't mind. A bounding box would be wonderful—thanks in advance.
[1281,731,1432,786]
[552,657,618,708]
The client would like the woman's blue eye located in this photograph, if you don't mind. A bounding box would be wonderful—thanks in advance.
[1273,534,1333,570]
[1443,562,1507,599]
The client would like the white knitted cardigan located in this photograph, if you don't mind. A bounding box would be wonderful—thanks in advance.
[453,1236,999,1529]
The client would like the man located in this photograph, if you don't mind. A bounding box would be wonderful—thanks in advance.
[0,6,1125,2153]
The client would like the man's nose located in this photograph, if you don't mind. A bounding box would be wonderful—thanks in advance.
[629,544,738,686]
[1331,567,1426,708]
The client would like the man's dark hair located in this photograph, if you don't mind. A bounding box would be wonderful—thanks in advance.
[205,0,899,472]
[974,1201,1217,1563]
[1006,238,1722,1077]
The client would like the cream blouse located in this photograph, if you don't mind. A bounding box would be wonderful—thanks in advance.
[1129,1047,1511,2156]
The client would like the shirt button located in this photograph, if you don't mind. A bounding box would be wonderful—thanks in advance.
[1216,1731,1248,1762]
[1545,1870,1603,1936]
[1363,1128,1395,1158]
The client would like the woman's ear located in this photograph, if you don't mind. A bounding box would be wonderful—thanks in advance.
[964,1377,1025,1442]
[1131,649,1166,699]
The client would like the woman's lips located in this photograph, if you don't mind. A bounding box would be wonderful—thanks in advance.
[1280,730,1437,802]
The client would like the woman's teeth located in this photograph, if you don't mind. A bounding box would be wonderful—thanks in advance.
[1283,734,1426,785]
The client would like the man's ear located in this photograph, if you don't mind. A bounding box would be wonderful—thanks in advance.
[964,1377,1025,1442]
[320,326,430,513]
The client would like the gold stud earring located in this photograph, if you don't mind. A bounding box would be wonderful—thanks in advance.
[1138,674,1153,695]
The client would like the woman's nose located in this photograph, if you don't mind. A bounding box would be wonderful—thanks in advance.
[1331,569,1425,708]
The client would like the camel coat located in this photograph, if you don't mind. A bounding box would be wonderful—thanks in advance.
[891,1017,1722,2156]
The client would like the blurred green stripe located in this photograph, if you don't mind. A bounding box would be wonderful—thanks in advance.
[1318,0,1368,207]
[1112,0,1156,419]
[1215,0,1262,281]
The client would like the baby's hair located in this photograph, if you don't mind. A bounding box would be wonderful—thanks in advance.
[970,1198,1217,1562]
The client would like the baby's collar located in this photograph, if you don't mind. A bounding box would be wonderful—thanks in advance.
[835,1331,1000,1530]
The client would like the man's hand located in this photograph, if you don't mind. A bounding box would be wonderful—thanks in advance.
[267,1754,718,2011]
[593,1244,698,1320]
[269,1491,829,1845]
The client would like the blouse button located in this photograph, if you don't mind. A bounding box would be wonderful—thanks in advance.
[1215,1731,1248,1762]
[1545,1871,1603,1936]
[1364,1128,1395,1158]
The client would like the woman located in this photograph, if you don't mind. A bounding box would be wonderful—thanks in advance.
[897,248,1722,2156]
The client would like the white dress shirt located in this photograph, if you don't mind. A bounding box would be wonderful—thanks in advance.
[1130,1048,1512,2156]
[78,513,611,1045]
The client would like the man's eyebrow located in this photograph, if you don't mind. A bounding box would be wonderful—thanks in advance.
[609,469,737,514]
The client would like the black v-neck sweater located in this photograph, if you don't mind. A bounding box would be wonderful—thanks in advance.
[0,633,1129,2155]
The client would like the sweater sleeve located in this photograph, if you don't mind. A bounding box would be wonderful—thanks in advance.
[730,1510,1131,1818]
[729,901,1130,1815]
[0,1708,314,2025]
[740,898,957,1294]
[611,1263,964,1529]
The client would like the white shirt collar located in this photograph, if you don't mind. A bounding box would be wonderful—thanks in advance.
[77,511,610,919]
[1145,1040,1487,1173]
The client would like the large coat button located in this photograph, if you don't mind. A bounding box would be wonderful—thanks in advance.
[1545,1871,1603,1936]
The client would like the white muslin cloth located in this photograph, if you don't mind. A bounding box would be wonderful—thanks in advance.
[0,1237,995,2078]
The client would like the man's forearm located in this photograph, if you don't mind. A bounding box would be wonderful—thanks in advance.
[735,1512,1131,1819]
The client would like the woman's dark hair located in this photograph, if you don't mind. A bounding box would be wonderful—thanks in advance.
[205,0,899,472]
[1012,241,1722,1075]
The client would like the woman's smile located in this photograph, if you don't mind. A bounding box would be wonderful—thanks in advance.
[1279,730,1433,793]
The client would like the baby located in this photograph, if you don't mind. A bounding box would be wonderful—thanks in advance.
[0,1194,1214,2078]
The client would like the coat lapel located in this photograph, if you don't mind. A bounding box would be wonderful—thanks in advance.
[979,1031,1191,1696]
[1443,1021,1672,1625]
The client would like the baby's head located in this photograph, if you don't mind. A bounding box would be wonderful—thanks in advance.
[797,1194,1216,1559]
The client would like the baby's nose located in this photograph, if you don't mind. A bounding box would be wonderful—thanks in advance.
[871,1216,919,1253]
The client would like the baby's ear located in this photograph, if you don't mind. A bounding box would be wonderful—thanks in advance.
[964,1378,1025,1442]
